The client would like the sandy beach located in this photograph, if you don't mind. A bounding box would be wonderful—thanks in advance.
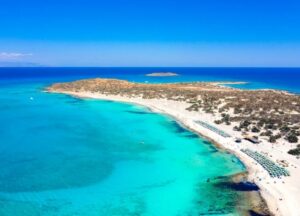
[49,90,300,216]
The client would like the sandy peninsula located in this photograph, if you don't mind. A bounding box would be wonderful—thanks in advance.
[48,78,300,216]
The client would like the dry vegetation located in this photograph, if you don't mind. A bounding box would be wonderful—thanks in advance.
[48,78,300,145]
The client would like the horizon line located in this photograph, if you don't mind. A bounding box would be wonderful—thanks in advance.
[1,66,300,69]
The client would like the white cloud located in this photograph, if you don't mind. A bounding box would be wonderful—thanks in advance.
[0,52,33,59]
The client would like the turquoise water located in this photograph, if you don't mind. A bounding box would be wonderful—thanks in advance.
[0,81,247,215]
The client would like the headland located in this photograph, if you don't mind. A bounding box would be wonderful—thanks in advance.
[48,78,300,216]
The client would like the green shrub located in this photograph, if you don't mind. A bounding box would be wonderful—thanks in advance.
[286,134,298,143]
[251,127,260,133]
[288,148,300,155]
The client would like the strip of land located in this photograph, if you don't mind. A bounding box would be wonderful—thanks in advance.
[48,78,300,216]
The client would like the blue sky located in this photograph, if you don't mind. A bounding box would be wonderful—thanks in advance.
[0,0,300,66]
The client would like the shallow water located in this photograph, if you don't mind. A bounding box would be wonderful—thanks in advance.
[0,80,250,215]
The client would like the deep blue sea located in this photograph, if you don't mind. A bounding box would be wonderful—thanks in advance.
[1,67,300,93]
[0,67,299,215]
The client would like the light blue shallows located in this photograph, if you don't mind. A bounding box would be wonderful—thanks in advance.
[0,82,245,216]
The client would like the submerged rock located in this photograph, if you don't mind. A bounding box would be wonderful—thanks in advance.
[249,209,270,216]
[220,181,260,191]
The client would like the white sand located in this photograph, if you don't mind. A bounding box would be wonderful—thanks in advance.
[54,91,300,216]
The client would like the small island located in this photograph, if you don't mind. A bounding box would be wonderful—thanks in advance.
[145,72,179,77]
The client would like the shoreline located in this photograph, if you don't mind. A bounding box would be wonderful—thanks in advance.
[48,89,300,216]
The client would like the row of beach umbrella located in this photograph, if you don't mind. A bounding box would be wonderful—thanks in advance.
[195,120,231,138]
[241,149,290,178]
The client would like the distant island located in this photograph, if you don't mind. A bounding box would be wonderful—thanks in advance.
[145,72,179,77]
[48,78,300,216]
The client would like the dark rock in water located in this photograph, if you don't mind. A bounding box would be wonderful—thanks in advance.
[249,210,270,216]
[171,122,187,133]
[163,120,187,134]
[209,149,218,153]
[126,110,152,115]
[208,145,218,152]
[184,133,199,139]
[228,181,260,191]
[215,181,260,191]
[66,98,83,104]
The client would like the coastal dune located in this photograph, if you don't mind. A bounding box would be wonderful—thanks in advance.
[48,78,300,216]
